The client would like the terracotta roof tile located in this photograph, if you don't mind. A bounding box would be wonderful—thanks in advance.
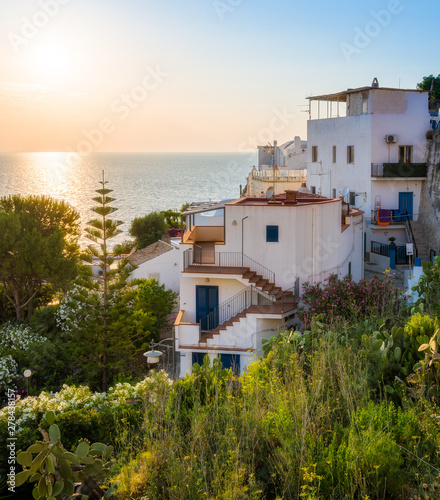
[128,240,174,266]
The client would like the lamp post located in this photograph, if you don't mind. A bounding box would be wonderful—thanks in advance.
[143,337,176,380]
[24,369,32,397]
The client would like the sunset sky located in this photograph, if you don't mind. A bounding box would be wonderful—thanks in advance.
[0,0,436,152]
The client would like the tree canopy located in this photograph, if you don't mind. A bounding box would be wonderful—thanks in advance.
[129,211,166,249]
[0,195,80,319]
[417,74,440,104]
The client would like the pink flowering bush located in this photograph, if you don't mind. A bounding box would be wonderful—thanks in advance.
[297,274,404,329]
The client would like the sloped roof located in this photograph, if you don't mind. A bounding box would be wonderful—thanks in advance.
[128,240,174,266]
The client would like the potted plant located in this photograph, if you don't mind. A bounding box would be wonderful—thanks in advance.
[388,236,396,245]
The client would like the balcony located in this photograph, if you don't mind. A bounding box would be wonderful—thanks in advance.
[371,163,427,178]
[372,209,409,226]
[183,225,225,244]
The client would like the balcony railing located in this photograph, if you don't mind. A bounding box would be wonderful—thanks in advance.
[251,169,307,182]
[183,248,276,287]
[371,241,409,265]
[371,163,427,178]
[373,209,412,225]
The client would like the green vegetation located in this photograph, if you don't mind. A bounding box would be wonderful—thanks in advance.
[417,74,440,102]
[0,195,80,319]
[129,204,188,250]
[6,185,440,499]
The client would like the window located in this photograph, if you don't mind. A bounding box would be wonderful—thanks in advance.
[192,352,206,366]
[362,99,368,114]
[349,191,356,206]
[266,225,279,242]
[399,146,413,164]
[332,188,337,198]
[347,145,355,164]
[312,146,318,162]
[332,146,336,163]
[311,186,316,194]
[348,262,352,277]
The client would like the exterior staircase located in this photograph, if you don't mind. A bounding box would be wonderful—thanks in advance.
[199,275,297,343]
[182,248,299,345]
[410,220,430,262]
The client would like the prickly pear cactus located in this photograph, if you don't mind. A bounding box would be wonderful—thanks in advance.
[14,410,116,499]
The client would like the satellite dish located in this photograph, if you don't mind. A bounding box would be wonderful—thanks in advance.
[266,188,274,198]
[340,186,350,197]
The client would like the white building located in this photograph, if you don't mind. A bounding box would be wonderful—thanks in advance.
[246,138,307,197]
[306,80,430,265]
[175,191,364,377]
[128,239,180,293]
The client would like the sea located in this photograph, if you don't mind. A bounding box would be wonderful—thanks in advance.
[0,152,255,246]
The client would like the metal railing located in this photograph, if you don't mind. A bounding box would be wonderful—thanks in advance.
[183,248,276,288]
[199,280,300,333]
[251,169,307,182]
[371,241,408,265]
[404,214,418,258]
[279,278,300,314]
[199,286,266,332]
[371,163,428,178]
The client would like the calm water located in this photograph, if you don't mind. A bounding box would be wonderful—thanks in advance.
[0,152,254,245]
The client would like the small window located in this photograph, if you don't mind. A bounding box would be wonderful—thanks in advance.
[332,146,337,163]
[332,188,337,198]
[312,146,318,162]
[349,191,356,206]
[347,145,355,164]
[348,262,352,277]
[311,186,316,194]
[266,225,279,242]
[192,352,206,366]
[399,146,413,164]
[362,99,368,114]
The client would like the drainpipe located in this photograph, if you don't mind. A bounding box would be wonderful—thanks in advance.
[242,216,248,271]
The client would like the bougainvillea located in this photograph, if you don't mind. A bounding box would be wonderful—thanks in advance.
[297,273,405,329]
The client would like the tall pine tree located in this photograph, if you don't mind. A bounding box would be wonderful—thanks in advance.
[84,171,124,390]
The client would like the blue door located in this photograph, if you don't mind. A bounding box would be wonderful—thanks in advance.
[219,354,240,375]
[399,192,413,221]
[196,286,219,331]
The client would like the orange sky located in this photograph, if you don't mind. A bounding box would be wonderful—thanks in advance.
[0,0,434,153]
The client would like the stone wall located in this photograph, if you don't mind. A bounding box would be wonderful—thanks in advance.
[418,136,440,254]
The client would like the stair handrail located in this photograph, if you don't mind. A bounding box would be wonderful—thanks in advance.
[280,278,300,314]
[242,253,276,290]
[404,214,418,258]
[199,285,273,333]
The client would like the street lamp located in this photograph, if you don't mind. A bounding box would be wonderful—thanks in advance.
[24,369,32,397]
[143,337,176,379]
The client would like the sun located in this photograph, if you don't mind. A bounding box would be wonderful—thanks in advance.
[34,43,67,73]
[25,41,71,85]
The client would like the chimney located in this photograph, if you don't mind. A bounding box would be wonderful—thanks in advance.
[285,190,296,201]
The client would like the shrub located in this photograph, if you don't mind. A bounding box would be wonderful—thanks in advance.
[297,274,404,329]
